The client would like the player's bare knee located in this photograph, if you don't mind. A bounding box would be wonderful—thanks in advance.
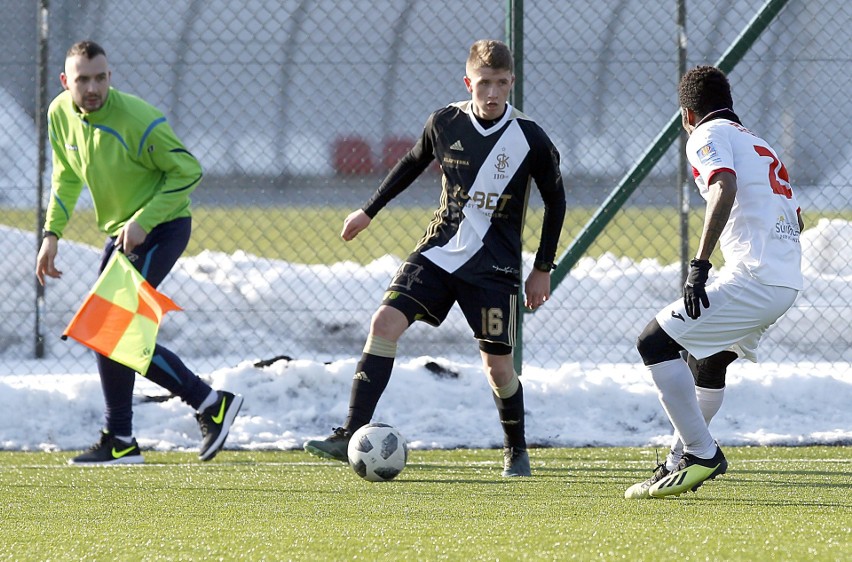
[370,306,407,341]
[483,359,511,381]
[480,344,514,389]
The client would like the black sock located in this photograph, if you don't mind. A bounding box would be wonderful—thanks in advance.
[492,381,526,449]
[344,353,394,431]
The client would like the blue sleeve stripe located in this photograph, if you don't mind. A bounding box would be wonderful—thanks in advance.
[91,123,129,151]
[138,117,167,156]
[53,194,70,220]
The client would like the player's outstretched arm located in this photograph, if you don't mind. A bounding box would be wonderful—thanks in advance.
[341,209,372,241]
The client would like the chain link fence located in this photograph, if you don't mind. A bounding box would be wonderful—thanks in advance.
[2,0,850,374]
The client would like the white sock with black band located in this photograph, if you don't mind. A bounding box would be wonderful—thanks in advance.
[696,385,725,424]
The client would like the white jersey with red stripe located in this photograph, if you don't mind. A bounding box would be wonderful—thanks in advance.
[687,115,803,290]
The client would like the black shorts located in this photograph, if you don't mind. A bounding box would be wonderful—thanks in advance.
[381,252,518,350]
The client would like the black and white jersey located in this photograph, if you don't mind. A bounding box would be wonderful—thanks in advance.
[363,101,566,289]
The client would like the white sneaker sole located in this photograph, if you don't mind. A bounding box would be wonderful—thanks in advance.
[68,455,144,466]
[624,481,654,499]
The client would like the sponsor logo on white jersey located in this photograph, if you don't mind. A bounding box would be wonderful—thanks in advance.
[774,215,800,243]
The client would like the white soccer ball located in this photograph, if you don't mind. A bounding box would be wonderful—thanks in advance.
[347,423,408,482]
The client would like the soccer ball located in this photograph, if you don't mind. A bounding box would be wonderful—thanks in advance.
[347,423,408,482]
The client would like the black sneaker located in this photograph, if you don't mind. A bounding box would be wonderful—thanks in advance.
[502,447,531,477]
[649,445,728,498]
[624,462,670,499]
[197,391,244,461]
[303,427,352,462]
[69,430,143,465]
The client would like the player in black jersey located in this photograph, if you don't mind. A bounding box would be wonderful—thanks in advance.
[304,40,566,476]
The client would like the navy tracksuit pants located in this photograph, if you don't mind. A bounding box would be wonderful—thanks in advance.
[96,217,211,436]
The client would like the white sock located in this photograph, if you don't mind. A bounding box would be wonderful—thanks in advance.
[197,389,219,412]
[114,434,133,443]
[666,386,725,469]
[649,359,716,459]
[696,386,725,423]
[666,435,684,471]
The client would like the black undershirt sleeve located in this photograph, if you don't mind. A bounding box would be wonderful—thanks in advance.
[362,114,436,218]
[529,127,567,265]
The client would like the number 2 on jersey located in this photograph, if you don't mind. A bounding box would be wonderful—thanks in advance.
[753,145,792,198]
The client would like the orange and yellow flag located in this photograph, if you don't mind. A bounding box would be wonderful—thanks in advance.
[62,252,181,374]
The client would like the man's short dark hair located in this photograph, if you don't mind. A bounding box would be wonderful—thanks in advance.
[678,65,733,117]
[66,40,106,60]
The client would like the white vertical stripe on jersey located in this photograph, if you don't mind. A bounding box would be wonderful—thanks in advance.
[423,119,530,273]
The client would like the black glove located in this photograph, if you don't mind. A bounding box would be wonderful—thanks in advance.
[683,259,712,319]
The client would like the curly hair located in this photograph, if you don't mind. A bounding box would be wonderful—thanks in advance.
[678,65,733,117]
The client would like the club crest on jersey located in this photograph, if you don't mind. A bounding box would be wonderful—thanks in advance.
[494,150,510,179]
[697,142,721,165]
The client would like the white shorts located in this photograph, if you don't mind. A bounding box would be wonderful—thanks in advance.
[656,264,799,362]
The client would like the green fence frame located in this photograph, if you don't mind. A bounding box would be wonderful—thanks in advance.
[513,0,791,373]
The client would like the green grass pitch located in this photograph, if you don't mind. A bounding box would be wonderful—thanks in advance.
[1,446,849,561]
[3,207,850,558]
[9,206,690,263]
[4,207,844,266]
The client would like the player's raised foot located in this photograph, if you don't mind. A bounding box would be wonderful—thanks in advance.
[624,462,670,499]
[649,445,727,498]
[502,447,531,477]
[69,430,144,465]
[197,391,244,461]
[304,427,352,462]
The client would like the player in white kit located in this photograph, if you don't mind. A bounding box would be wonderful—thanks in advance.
[625,66,804,499]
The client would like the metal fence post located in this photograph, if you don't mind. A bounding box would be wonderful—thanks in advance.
[34,0,49,359]
[507,0,525,374]
[677,0,690,288]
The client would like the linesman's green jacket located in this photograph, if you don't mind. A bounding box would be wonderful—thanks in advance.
[44,87,202,237]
